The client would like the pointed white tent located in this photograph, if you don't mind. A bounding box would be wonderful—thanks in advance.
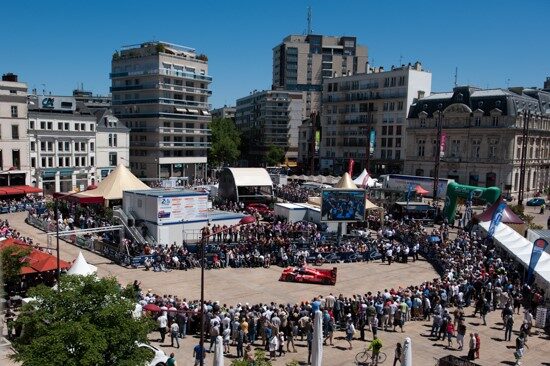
[76,163,150,202]
[353,169,380,188]
[67,251,98,276]
[334,173,358,189]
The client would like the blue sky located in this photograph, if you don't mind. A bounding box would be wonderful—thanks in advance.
[2,0,548,108]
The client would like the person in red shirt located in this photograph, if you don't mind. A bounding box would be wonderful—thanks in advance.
[446,322,455,349]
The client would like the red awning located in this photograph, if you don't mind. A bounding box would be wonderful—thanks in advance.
[0,238,71,275]
[11,185,43,194]
[0,186,26,195]
[53,192,104,205]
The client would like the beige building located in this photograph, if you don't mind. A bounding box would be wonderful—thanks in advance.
[272,34,368,119]
[235,90,303,167]
[111,41,212,181]
[318,63,431,175]
[405,86,550,194]
[94,109,130,181]
[0,73,30,186]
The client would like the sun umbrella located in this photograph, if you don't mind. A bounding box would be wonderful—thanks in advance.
[311,310,323,366]
[143,303,161,312]
[213,335,224,366]
[402,337,412,366]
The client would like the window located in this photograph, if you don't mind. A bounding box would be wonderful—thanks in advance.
[395,138,402,148]
[381,138,386,147]
[81,123,85,131]
[396,126,402,135]
[488,138,498,158]
[109,152,117,166]
[58,141,63,151]
[75,142,80,152]
[75,124,80,131]
[383,102,389,111]
[108,134,112,147]
[388,126,394,135]
[30,142,35,151]
[11,125,19,139]
[47,122,52,130]
[417,139,426,157]
[80,142,86,151]
[40,121,46,129]
[474,117,481,126]
[65,157,70,166]
[450,140,461,157]
[40,141,46,151]
[30,120,35,129]
[382,126,387,135]
[12,150,20,169]
[58,122,63,130]
[420,118,426,128]
[113,134,118,147]
[41,157,46,168]
[492,116,499,127]
[81,157,86,166]
[471,139,481,158]
[11,106,18,117]
[397,101,404,110]
[395,150,401,160]
[65,141,70,151]
[90,157,94,166]
[58,157,63,167]
[48,157,53,167]
[47,141,53,151]
[31,157,36,168]
[65,122,70,130]
[90,142,94,151]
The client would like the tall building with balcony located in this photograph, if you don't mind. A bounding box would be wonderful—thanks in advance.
[211,106,236,121]
[110,41,212,180]
[235,90,303,167]
[0,73,30,187]
[272,34,368,118]
[405,86,550,193]
[319,62,431,175]
[28,96,97,193]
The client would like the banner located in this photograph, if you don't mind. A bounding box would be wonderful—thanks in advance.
[348,159,355,176]
[369,129,376,155]
[527,238,549,284]
[488,201,507,238]
[361,171,370,189]
[440,132,447,158]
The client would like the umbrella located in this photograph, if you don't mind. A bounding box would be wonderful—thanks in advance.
[402,337,412,366]
[213,335,224,366]
[143,303,161,312]
[311,310,323,366]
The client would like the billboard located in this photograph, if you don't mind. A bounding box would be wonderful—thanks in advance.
[321,189,366,222]
[157,194,208,224]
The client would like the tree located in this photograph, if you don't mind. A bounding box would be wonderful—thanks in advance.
[1,245,31,289]
[209,117,241,167]
[11,275,155,366]
[264,145,286,166]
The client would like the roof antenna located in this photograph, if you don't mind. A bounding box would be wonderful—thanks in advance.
[454,67,458,87]
[306,6,312,35]
[506,78,510,88]
[399,55,403,65]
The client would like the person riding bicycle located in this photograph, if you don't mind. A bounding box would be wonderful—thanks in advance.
[368,336,383,365]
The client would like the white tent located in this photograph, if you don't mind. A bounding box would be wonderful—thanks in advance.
[334,173,358,189]
[67,251,98,276]
[480,222,550,289]
[353,169,380,188]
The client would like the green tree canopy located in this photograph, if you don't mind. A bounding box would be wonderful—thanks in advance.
[11,275,155,366]
[264,145,286,166]
[209,117,241,167]
[1,245,31,286]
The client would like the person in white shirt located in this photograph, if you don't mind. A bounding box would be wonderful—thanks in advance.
[157,312,168,343]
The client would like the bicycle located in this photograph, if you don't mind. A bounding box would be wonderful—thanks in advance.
[354,349,387,365]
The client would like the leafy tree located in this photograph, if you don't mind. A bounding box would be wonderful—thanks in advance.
[1,245,31,287]
[209,117,241,167]
[11,275,155,366]
[264,145,286,166]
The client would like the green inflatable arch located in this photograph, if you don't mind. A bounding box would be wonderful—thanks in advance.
[443,182,501,223]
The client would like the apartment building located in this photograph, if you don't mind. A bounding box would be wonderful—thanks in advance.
[94,108,130,181]
[235,90,303,166]
[0,73,30,186]
[28,95,97,193]
[110,41,212,180]
[272,34,368,118]
[73,89,112,113]
[405,86,550,193]
[319,62,431,175]
[211,106,236,121]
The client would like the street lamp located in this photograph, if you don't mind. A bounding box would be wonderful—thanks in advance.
[433,104,444,203]
[198,215,256,366]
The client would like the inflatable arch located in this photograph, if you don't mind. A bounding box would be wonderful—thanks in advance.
[443,182,501,223]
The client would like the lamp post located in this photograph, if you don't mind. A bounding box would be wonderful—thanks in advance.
[433,105,444,203]
[518,107,531,206]
[198,215,256,366]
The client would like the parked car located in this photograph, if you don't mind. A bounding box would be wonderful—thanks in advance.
[279,266,337,285]
[526,198,545,206]
[138,343,169,366]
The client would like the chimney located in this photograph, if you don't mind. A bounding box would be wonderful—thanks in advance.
[2,73,18,82]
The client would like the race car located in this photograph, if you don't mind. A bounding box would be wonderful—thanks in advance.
[279,266,337,285]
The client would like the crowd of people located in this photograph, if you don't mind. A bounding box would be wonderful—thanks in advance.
[274,182,317,203]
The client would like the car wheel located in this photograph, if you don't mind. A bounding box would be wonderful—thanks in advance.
[322,278,330,285]
[286,275,295,282]
[156,363,166,366]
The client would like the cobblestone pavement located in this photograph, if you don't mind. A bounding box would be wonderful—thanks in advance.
[1,211,549,365]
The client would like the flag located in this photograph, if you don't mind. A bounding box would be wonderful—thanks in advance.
[527,238,549,284]
[488,202,507,238]
[440,132,447,158]
[348,159,355,176]
[361,171,370,189]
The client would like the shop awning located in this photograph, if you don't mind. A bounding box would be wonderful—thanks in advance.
[11,185,43,194]
[0,186,26,195]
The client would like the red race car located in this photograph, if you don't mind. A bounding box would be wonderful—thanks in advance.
[279,266,337,285]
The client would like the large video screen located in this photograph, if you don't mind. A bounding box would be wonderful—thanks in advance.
[321,189,366,222]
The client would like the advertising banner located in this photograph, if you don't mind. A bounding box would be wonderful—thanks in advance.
[369,129,376,155]
[488,201,507,238]
[527,238,549,284]
[440,132,447,158]
[348,159,355,176]
[157,194,208,224]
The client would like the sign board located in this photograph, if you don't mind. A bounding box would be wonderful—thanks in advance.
[157,194,208,224]
[38,96,77,111]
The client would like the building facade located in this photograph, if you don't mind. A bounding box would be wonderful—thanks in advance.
[73,89,112,113]
[211,106,236,121]
[405,86,550,194]
[235,90,303,167]
[318,63,431,175]
[94,108,130,181]
[0,73,30,186]
[110,41,212,180]
[272,34,368,119]
[28,96,97,193]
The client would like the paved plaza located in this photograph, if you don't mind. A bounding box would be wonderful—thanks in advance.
[2,210,550,365]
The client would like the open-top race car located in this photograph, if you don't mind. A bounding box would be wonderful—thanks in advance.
[279,266,337,285]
